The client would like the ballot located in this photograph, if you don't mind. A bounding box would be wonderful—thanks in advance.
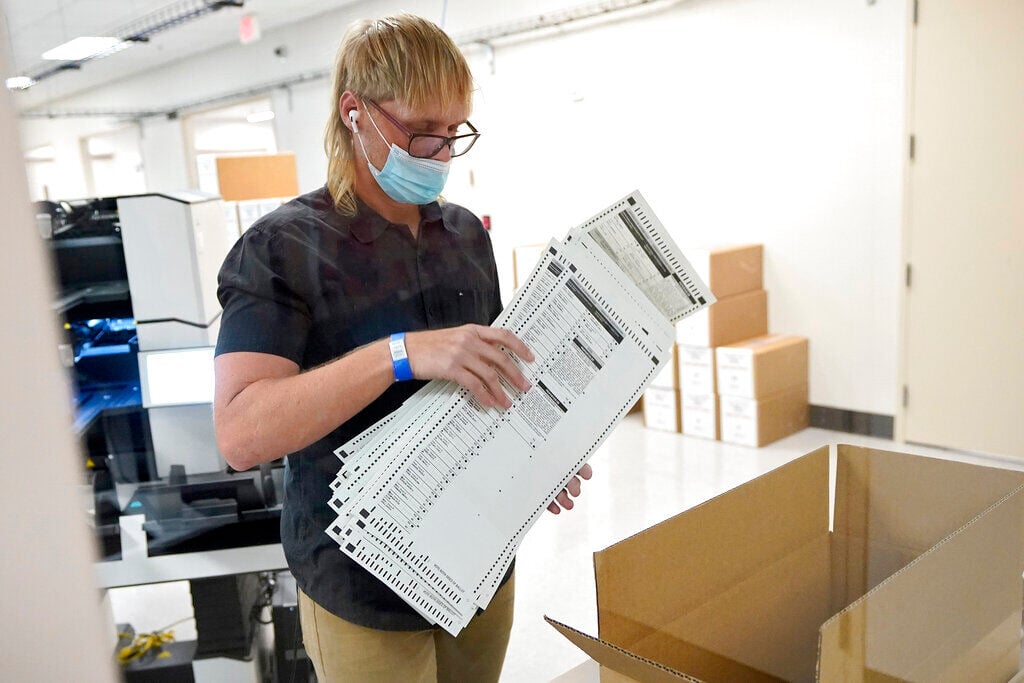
[325,191,715,635]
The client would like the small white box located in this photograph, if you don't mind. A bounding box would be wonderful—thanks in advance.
[720,395,762,447]
[223,201,241,240]
[676,345,715,396]
[681,392,719,440]
[719,385,809,447]
[715,334,809,399]
[649,345,678,390]
[643,388,680,432]
[237,200,263,231]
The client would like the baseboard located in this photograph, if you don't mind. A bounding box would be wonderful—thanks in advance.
[809,405,894,439]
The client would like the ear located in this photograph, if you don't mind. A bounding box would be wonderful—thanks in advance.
[339,91,360,132]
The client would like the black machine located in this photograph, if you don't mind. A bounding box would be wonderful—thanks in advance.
[38,197,151,472]
[36,197,153,560]
[123,468,282,557]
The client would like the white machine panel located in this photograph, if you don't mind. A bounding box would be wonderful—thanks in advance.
[117,192,233,350]
[139,347,215,408]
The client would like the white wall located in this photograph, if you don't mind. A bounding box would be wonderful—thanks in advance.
[463,0,907,416]
[271,80,332,194]
[19,116,120,199]
[17,0,907,416]
[139,116,191,193]
[86,125,148,196]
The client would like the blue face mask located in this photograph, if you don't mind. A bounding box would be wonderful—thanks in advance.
[357,108,450,205]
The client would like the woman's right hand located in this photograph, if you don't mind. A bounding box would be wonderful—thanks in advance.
[404,325,534,409]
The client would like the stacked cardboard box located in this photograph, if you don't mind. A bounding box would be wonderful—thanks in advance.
[642,344,680,432]
[650,243,810,446]
[717,334,809,446]
[673,244,766,439]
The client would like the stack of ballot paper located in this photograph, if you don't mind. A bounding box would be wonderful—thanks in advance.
[326,191,715,635]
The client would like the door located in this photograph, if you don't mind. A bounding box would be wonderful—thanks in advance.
[901,0,1024,457]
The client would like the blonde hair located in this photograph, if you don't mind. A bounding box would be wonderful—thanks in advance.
[324,14,474,215]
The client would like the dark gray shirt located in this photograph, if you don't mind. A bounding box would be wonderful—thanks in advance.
[216,186,506,630]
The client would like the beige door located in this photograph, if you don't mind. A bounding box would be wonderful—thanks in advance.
[900,0,1024,457]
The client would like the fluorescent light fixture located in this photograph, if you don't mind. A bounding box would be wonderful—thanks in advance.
[25,1,244,86]
[246,110,275,123]
[42,36,127,61]
[139,347,215,407]
[5,76,36,90]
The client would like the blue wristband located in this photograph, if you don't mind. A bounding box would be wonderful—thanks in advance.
[388,332,414,382]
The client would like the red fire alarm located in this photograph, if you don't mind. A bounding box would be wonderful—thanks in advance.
[239,14,261,44]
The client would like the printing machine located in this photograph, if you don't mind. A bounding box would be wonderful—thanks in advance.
[41,192,283,561]
[42,192,292,682]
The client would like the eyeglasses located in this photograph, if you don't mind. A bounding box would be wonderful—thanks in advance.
[364,98,480,159]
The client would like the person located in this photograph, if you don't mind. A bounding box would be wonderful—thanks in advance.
[213,14,591,682]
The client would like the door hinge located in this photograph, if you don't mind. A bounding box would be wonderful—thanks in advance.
[903,385,910,408]
[909,135,916,160]
[913,0,919,25]
[905,263,912,287]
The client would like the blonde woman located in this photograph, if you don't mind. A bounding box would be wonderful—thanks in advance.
[214,14,590,682]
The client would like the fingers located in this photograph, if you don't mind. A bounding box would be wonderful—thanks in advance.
[566,475,582,497]
[477,342,531,393]
[452,368,499,409]
[555,489,574,510]
[477,326,535,363]
[577,463,593,480]
[462,360,516,409]
[547,501,561,514]
[457,328,532,408]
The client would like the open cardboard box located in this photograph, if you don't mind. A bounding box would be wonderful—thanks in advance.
[547,445,1024,682]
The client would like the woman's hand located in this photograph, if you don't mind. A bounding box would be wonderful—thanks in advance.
[405,324,534,408]
[547,464,594,514]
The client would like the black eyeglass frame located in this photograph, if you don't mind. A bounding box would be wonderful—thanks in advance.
[364,98,480,159]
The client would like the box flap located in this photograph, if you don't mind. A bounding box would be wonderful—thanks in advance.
[545,617,704,683]
[820,485,1024,681]
[594,447,829,673]
[835,445,1024,552]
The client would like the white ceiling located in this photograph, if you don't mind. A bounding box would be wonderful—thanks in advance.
[1,0,352,110]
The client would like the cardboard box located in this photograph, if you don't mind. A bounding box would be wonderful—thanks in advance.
[643,387,680,433]
[675,289,768,347]
[682,244,763,299]
[676,345,715,396]
[681,392,719,440]
[216,153,299,201]
[716,334,808,398]
[720,383,808,447]
[650,345,678,390]
[548,444,1024,683]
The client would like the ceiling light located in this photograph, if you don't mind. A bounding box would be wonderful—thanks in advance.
[20,1,245,88]
[246,110,275,123]
[5,76,36,90]
[42,37,127,62]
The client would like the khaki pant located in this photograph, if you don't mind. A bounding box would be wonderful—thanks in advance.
[298,574,514,683]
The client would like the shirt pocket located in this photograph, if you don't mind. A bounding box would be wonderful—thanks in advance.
[438,286,491,327]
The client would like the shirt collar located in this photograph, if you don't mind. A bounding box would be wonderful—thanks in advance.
[346,195,459,244]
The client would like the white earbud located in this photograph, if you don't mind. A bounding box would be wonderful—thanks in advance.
[349,108,360,133]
